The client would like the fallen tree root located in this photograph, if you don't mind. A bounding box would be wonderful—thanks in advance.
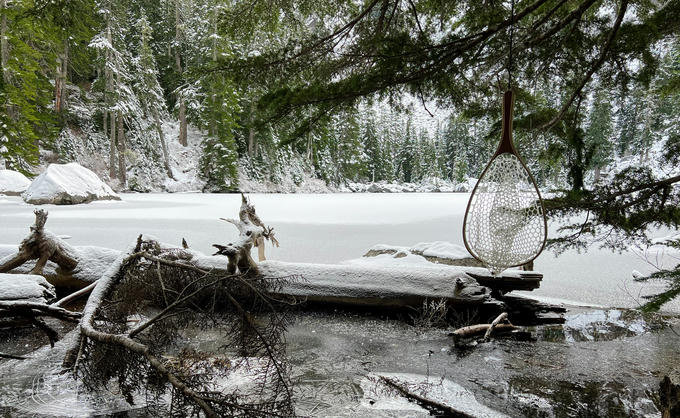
[378,375,474,418]
[0,209,78,275]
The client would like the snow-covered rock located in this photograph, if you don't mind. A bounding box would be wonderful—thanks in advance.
[0,273,56,303]
[22,163,120,205]
[0,170,31,196]
[364,241,483,267]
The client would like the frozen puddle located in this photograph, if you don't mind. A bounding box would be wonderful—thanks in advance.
[360,372,507,417]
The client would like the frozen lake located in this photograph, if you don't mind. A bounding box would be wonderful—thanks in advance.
[1,192,677,312]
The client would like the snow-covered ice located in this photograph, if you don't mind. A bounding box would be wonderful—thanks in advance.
[0,170,31,196]
[22,163,120,205]
[0,192,677,312]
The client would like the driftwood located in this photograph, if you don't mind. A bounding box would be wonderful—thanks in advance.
[378,375,474,418]
[451,312,518,346]
[212,193,279,274]
[483,312,509,341]
[0,209,78,276]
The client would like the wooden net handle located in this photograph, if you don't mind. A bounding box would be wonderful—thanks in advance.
[494,90,515,156]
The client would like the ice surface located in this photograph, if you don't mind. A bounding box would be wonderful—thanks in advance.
[363,373,508,417]
[22,163,120,205]
[0,193,677,312]
[0,170,31,196]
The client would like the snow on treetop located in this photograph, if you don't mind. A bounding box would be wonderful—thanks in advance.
[22,163,121,205]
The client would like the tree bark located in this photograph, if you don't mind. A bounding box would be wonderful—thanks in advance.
[55,42,68,113]
[175,0,187,147]
[117,111,127,188]
[109,111,117,179]
[248,101,256,157]
[0,0,8,85]
[154,110,174,179]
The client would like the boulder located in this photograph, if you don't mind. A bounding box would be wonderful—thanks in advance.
[22,163,120,205]
[0,170,31,196]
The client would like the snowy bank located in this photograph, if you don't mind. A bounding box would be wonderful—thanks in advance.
[0,170,31,196]
[22,163,120,205]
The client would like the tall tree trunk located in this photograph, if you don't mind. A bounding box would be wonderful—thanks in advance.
[248,101,256,157]
[54,58,63,113]
[154,110,174,179]
[175,0,187,147]
[106,19,116,179]
[54,43,69,113]
[117,112,127,188]
[109,112,117,179]
[54,42,69,113]
[0,0,8,85]
[0,0,6,170]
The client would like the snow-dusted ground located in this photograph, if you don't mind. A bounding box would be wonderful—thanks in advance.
[0,192,677,312]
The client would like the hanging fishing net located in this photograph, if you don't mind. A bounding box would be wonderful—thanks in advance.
[463,152,546,274]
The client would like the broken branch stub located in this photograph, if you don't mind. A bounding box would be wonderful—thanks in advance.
[213,194,278,274]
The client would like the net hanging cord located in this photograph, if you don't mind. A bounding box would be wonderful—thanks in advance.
[508,0,515,90]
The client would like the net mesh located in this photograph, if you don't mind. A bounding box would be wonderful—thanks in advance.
[464,153,546,274]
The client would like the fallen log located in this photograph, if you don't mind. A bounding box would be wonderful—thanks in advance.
[378,375,474,418]
[0,244,120,289]
[483,312,509,341]
[450,323,517,339]
[0,273,56,303]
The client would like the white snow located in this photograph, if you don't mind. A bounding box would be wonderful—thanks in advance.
[0,170,31,196]
[0,273,56,303]
[410,241,470,259]
[22,163,120,205]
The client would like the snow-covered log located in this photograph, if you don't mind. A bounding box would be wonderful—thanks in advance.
[22,163,120,205]
[0,210,119,289]
[0,273,56,303]
[0,244,120,288]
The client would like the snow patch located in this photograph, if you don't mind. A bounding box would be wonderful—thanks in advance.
[22,163,120,205]
[0,170,31,196]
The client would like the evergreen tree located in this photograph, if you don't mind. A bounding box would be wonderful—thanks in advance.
[585,89,614,182]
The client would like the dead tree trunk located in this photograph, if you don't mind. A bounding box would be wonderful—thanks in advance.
[0,210,79,275]
[117,111,127,188]
[175,0,187,147]
[154,110,174,179]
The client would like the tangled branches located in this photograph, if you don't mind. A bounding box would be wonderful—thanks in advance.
[69,236,295,417]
